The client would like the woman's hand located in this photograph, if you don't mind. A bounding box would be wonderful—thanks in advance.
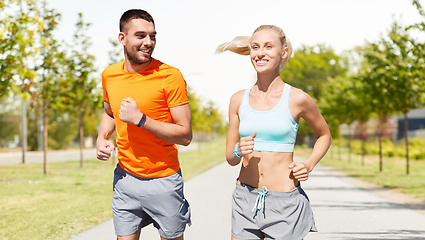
[237,132,256,156]
[288,161,310,181]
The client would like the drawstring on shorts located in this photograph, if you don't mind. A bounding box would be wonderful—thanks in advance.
[252,186,268,212]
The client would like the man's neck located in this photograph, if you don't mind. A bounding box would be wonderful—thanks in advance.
[123,58,152,72]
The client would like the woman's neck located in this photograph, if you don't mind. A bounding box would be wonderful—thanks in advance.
[255,72,284,93]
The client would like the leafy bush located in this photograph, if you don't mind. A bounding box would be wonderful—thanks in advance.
[409,138,425,147]
[350,140,363,154]
[348,138,425,160]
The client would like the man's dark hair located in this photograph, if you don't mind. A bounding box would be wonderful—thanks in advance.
[119,9,155,33]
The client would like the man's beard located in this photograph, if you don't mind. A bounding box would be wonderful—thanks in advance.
[125,47,151,65]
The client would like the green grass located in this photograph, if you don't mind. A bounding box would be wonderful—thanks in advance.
[295,146,425,201]
[0,160,114,240]
[0,136,226,240]
[180,135,227,180]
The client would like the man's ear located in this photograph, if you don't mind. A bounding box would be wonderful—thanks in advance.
[118,32,126,47]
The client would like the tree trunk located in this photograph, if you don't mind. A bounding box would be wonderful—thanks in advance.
[79,110,84,168]
[379,135,383,172]
[43,99,48,175]
[361,139,365,166]
[348,125,351,163]
[377,114,387,173]
[21,99,27,164]
[359,121,367,166]
[338,139,341,160]
[403,112,410,175]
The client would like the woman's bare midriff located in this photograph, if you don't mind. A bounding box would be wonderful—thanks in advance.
[237,151,298,192]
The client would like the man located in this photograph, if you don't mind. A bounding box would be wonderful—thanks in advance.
[96,9,192,240]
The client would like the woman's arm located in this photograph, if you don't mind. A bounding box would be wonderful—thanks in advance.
[300,92,332,171]
[289,89,332,180]
[226,91,250,166]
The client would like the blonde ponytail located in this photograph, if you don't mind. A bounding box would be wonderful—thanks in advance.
[216,36,251,55]
[216,25,292,70]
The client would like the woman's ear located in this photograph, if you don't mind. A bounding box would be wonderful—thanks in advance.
[281,47,289,59]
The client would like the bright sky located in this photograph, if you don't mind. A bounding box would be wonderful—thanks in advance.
[48,0,424,116]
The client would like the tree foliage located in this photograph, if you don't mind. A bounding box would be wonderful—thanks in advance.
[60,13,101,167]
[34,3,66,174]
[281,45,347,100]
[47,111,79,150]
[107,38,124,66]
[411,0,425,17]
[0,96,21,148]
[0,0,42,98]
[319,75,372,136]
[358,19,425,174]
[187,87,226,139]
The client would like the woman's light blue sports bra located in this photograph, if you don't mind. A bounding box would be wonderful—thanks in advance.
[238,83,299,152]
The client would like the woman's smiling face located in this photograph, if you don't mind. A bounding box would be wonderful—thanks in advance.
[250,29,287,74]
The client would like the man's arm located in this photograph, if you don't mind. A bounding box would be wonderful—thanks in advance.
[119,97,192,146]
[96,101,116,160]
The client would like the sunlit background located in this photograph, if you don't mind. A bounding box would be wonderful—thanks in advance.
[48,0,425,115]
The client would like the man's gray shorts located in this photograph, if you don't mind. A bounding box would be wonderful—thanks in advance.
[232,181,317,240]
[112,164,191,238]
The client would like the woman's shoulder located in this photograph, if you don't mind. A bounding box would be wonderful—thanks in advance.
[231,89,246,99]
[288,85,318,113]
[289,85,313,104]
[229,89,247,109]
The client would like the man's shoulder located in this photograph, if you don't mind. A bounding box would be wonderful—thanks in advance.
[151,58,183,77]
[102,61,124,78]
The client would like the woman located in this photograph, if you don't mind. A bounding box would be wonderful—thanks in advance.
[217,25,332,240]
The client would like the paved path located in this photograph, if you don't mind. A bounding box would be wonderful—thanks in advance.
[304,165,425,240]
[69,156,425,240]
[0,148,98,165]
[0,144,197,166]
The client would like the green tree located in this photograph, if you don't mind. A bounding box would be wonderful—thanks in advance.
[82,107,103,146]
[411,0,425,17]
[26,110,40,151]
[187,87,226,140]
[0,96,21,148]
[359,37,404,172]
[351,63,381,166]
[188,88,209,134]
[108,38,124,66]
[0,0,42,98]
[320,73,373,165]
[281,44,347,100]
[203,100,227,134]
[62,13,101,167]
[28,3,67,174]
[361,20,425,174]
[25,107,79,151]
[47,110,79,150]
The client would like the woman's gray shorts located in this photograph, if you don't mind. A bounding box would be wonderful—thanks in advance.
[112,164,191,238]
[232,181,317,240]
